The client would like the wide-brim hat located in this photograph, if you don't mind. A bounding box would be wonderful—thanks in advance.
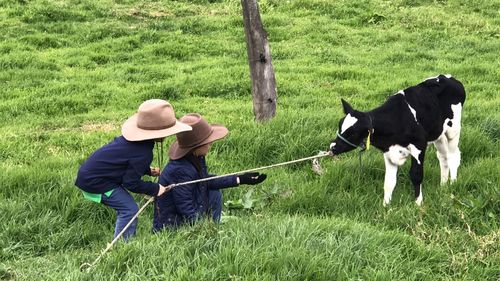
[122,99,192,141]
[168,113,228,160]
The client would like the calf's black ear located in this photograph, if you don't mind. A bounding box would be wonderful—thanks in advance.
[341,99,354,114]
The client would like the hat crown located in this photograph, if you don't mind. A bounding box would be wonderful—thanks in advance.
[136,99,176,130]
[176,114,213,148]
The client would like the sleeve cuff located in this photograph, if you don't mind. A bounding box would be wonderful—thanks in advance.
[150,183,160,196]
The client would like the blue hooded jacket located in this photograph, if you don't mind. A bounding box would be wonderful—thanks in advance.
[153,154,238,230]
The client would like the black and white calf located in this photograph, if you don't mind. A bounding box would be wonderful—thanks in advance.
[329,74,466,206]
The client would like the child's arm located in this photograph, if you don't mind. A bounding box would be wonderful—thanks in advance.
[122,156,160,196]
[207,172,267,190]
[206,174,239,190]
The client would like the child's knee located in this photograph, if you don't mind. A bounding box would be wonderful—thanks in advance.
[119,204,139,220]
[209,190,222,206]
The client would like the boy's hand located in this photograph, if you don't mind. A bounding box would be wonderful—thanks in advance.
[150,167,161,177]
[157,184,167,196]
[237,172,267,185]
[157,184,174,196]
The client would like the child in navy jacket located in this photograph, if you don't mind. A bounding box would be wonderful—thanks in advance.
[76,99,191,240]
[153,113,266,231]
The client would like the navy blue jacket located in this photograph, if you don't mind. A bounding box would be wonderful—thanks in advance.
[75,136,159,196]
[153,155,238,230]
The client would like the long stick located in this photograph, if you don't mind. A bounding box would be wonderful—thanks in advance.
[80,151,332,272]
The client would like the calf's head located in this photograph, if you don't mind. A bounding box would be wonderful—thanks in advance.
[330,99,373,155]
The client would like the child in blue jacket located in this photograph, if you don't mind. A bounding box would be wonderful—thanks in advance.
[153,113,266,231]
[75,99,191,240]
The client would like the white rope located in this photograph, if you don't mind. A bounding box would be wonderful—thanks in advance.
[164,150,332,190]
[80,196,154,272]
[80,150,332,272]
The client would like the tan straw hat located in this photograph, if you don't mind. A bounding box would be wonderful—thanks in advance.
[122,99,192,141]
[168,113,228,160]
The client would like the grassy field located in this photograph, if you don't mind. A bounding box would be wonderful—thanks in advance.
[0,0,499,280]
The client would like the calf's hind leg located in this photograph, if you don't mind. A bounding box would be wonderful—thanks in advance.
[433,134,450,185]
[446,103,462,182]
[409,146,426,206]
[446,131,460,182]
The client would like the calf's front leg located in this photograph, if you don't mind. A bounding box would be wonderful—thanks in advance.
[409,145,426,206]
[383,153,398,206]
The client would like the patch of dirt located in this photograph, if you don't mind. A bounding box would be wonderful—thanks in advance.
[81,122,117,132]
[127,6,171,19]
[475,230,499,260]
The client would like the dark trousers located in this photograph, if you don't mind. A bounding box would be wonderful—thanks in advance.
[208,189,222,222]
[101,187,139,240]
[152,189,223,232]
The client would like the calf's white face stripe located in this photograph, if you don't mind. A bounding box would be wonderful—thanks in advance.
[341,113,358,134]
[329,142,336,150]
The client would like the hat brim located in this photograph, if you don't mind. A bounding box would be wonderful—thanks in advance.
[122,114,192,141]
[168,124,228,160]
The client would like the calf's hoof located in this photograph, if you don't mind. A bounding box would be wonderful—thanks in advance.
[415,196,423,206]
[383,198,391,207]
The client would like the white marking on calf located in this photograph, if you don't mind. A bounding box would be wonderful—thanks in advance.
[386,145,410,166]
[408,144,422,165]
[432,102,462,185]
[382,144,419,206]
[425,75,439,82]
[415,185,423,206]
[395,90,405,95]
[448,103,462,136]
[383,153,398,206]
[446,103,462,182]
[407,103,418,122]
[340,113,358,134]
[386,144,421,166]
[329,142,336,150]
[425,74,452,82]
[433,133,450,185]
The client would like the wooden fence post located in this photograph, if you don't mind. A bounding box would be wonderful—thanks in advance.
[241,0,277,121]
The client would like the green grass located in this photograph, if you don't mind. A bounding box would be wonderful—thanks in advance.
[0,0,499,280]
